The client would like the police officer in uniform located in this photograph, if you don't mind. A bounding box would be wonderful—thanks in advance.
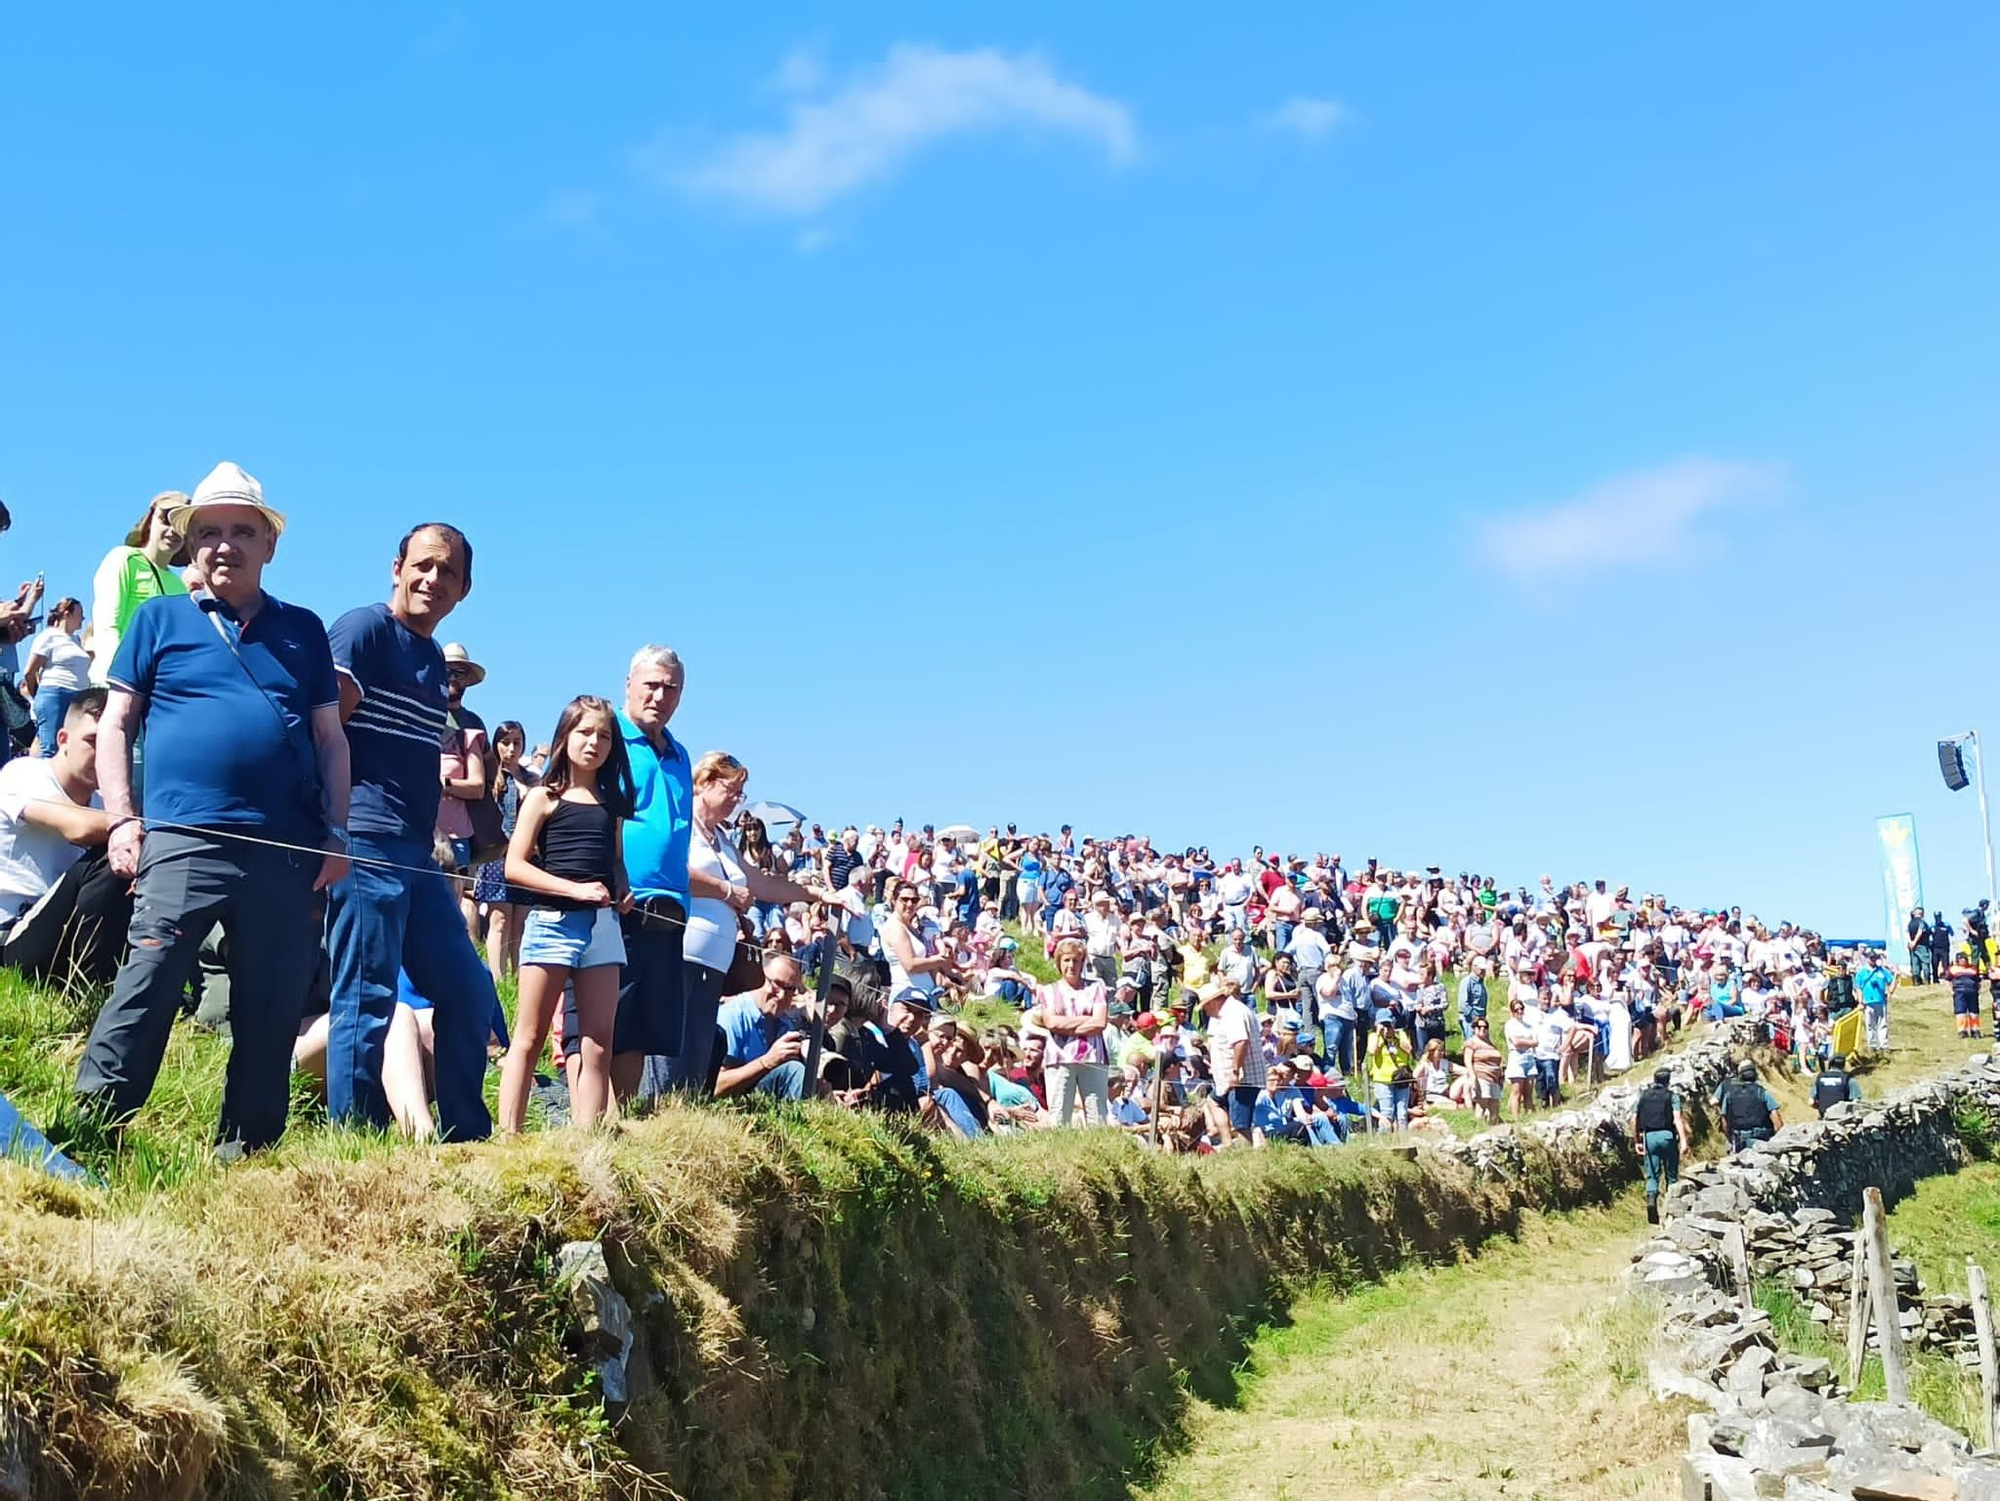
[1811,1054,1861,1118]
[1714,1059,1783,1152]
[1632,1066,1689,1224]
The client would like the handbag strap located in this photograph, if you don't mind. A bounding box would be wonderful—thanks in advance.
[202,600,326,833]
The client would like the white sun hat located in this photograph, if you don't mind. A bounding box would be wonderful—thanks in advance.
[172,461,286,538]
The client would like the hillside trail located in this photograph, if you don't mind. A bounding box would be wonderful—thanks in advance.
[1135,1196,1687,1501]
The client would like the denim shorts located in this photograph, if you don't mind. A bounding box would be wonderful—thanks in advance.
[520,906,627,970]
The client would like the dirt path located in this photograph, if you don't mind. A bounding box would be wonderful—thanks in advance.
[1136,1197,1687,1501]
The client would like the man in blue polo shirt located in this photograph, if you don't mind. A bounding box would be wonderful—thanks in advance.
[324,522,497,1141]
[608,644,694,1103]
[76,462,351,1152]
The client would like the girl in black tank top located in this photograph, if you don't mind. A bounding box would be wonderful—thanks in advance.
[533,799,617,910]
[497,695,637,1135]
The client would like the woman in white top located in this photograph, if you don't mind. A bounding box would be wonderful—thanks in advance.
[23,598,90,757]
[1503,991,1538,1118]
[880,878,962,998]
[1032,937,1111,1125]
[673,751,837,1093]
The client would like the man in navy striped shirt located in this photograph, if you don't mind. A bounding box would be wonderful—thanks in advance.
[323,523,498,1141]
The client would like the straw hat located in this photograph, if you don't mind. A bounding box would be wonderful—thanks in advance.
[172,462,286,538]
[441,643,486,685]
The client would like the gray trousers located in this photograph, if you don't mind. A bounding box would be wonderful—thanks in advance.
[76,829,321,1150]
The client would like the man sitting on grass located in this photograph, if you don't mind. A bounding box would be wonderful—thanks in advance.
[714,953,810,1100]
[0,688,131,989]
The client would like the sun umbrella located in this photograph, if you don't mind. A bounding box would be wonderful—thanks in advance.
[937,824,980,842]
[744,799,807,831]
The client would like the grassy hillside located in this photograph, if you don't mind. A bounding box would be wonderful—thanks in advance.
[0,1070,1633,1500]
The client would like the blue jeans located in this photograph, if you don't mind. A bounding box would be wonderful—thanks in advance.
[665,962,729,1093]
[326,832,496,1140]
[31,685,75,757]
[1373,1082,1411,1130]
[1273,921,1295,954]
[935,1086,984,1136]
[1225,1084,1259,1133]
[1535,1057,1561,1106]
[1295,1113,1343,1147]
[1322,1014,1356,1075]
[753,1058,807,1100]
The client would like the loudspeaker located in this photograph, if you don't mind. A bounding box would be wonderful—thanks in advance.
[1940,740,1971,792]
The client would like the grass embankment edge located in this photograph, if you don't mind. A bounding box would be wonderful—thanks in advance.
[0,1092,1641,1501]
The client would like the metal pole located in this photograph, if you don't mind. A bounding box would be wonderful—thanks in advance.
[1972,731,1998,918]
[800,916,839,1096]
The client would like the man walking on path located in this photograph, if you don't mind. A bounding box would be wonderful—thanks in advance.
[325,522,497,1141]
[1714,1059,1783,1152]
[76,463,350,1152]
[1631,1066,1688,1224]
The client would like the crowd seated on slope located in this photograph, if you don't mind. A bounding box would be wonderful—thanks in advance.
[0,467,1988,1159]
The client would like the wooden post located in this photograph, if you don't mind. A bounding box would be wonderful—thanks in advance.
[1846,1235,1870,1388]
[1968,1259,1998,1452]
[1724,1224,1755,1312]
[1863,1187,1909,1405]
[1146,1038,1168,1150]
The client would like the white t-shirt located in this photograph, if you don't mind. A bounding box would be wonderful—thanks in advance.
[27,629,91,695]
[1217,947,1258,993]
[683,823,749,972]
[1208,997,1267,1090]
[839,886,876,951]
[0,758,98,924]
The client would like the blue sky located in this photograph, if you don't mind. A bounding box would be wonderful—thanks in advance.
[2,4,1995,937]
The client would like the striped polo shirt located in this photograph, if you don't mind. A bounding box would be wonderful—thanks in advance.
[328,602,451,844]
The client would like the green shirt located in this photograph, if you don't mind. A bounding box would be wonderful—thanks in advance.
[89,546,188,684]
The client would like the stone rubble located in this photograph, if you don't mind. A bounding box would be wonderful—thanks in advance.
[1629,1052,2000,1501]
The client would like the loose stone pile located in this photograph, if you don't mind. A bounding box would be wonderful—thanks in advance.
[1633,1054,2000,1500]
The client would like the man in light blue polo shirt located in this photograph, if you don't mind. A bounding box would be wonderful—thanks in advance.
[610,644,693,1104]
[76,462,351,1153]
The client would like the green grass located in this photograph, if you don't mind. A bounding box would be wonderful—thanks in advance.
[1754,1279,1988,1439]
[0,1043,1642,1501]
[1749,1156,2000,1443]
[1141,1193,1687,1501]
[1,955,530,1198]
[1882,1158,2000,1306]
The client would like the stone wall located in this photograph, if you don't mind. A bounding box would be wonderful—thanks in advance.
[1633,1054,2000,1500]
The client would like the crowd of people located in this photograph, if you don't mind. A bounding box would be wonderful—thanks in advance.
[0,468,1994,1161]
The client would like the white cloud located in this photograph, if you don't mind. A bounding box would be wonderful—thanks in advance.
[660,43,1137,217]
[1476,457,1785,583]
[541,189,599,227]
[764,46,826,97]
[1263,96,1346,141]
